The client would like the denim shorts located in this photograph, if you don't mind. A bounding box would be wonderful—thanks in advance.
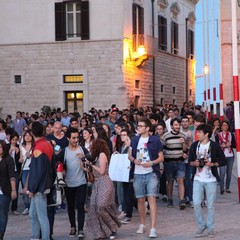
[164,161,186,181]
[133,172,159,198]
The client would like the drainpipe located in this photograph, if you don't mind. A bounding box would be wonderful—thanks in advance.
[185,18,189,102]
[151,0,156,108]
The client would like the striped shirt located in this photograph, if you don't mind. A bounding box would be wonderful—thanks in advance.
[162,131,187,162]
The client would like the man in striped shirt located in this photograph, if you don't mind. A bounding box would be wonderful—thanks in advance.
[162,118,188,209]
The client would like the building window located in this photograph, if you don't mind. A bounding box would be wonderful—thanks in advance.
[134,95,140,108]
[55,0,89,41]
[189,89,192,96]
[188,29,194,59]
[63,75,83,83]
[173,87,176,94]
[173,99,176,105]
[171,21,179,54]
[158,16,167,51]
[132,3,144,51]
[135,80,140,89]
[160,98,164,105]
[14,75,21,84]
[161,85,164,93]
[65,91,84,114]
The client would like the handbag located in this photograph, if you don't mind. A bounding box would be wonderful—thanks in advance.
[86,170,95,184]
[47,178,65,207]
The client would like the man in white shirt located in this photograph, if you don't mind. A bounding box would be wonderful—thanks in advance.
[189,124,226,238]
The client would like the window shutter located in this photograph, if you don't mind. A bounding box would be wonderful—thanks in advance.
[139,6,144,35]
[171,21,174,53]
[163,17,167,50]
[174,23,179,53]
[132,4,137,35]
[81,0,89,40]
[55,2,66,41]
[158,16,161,49]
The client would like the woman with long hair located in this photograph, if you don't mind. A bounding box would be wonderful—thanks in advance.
[7,131,20,215]
[84,139,121,240]
[81,127,94,152]
[19,130,34,215]
[0,140,17,240]
[215,120,236,194]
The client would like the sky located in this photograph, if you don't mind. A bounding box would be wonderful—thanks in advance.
[195,0,219,105]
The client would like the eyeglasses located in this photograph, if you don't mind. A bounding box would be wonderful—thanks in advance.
[137,125,146,128]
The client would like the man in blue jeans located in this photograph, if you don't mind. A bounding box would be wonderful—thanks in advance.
[129,117,163,238]
[28,122,54,240]
[189,124,226,238]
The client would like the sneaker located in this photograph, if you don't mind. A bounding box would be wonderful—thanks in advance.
[118,204,122,212]
[179,200,186,210]
[121,217,132,224]
[149,228,157,238]
[136,224,146,234]
[189,201,194,208]
[22,208,29,215]
[208,230,215,238]
[167,199,174,208]
[118,211,126,220]
[78,230,84,238]
[109,232,117,239]
[69,227,76,237]
[162,195,168,202]
[195,227,206,238]
[12,211,20,215]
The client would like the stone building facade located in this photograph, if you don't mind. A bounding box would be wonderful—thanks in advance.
[0,0,198,117]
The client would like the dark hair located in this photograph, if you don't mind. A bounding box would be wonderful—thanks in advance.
[211,117,220,126]
[22,130,34,148]
[196,124,212,138]
[102,123,112,138]
[220,120,231,131]
[70,116,79,124]
[96,126,108,141]
[138,117,152,128]
[149,113,160,123]
[16,111,22,116]
[66,127,79,139]
[90,138,110,161]
[0,140,9,158]
[32,122,44,138]
[194,114,206,124]
[5,127,14,136]
[10,131,19,142]
[0,119,7,130]
[185,110,195,118]
[170,117,181,126]
[31,114,38,121]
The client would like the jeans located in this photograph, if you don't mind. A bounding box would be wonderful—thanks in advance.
[184,164,193,201]
[21,170,30,209]
[193,180,217,231]
[122,182,134,218]
[29,192,50,240]
[220,156,234,191]
[65,184,87,231]
[0,194,11,234]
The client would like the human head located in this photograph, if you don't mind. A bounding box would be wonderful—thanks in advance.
[181,115,189,130]
[149,114,160,125]
[170,118,181,133]
[22,130,34,146]
[194,114,206,128]
[70,117,79,129]
[167,108,174,119]
[10,131,19,145]
[220,120,231,132]
[16,111,22,119]
[0,119,7,131]
[32,122,44,138]
[137,117,152,136]
[155,123,166,136]
[185,111,195,125]
[196,124,212,141]
[66,127,79,147]
[83,127,94,142]
[0,140,8,158]
[90,138,110,161]
[53,121,62,136]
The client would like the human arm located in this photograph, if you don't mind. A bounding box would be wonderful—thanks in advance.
[85,152,108,175]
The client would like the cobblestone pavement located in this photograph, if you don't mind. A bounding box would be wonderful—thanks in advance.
[5,162,240,240]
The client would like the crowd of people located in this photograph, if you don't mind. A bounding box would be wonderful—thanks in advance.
[0,101,235,240]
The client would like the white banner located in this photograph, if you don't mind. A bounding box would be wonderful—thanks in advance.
[109,154,131,182]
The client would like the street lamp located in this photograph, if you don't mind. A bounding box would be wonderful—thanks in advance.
[195,64,209,79]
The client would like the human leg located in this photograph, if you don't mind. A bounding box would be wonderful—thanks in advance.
[0,195,11,235]
[205,181,217,232]
[193,180,205,229]
[75,184,87,232]
[226,156,234,191]
[219,166,226,193]
[65,187,76,229]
